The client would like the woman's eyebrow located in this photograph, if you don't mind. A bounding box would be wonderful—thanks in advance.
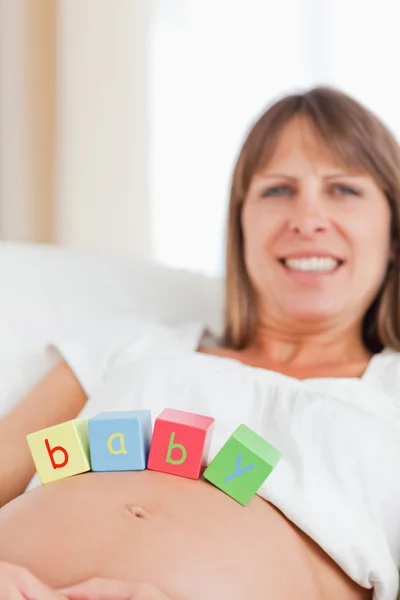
[257,172,364,181]
[323,172,363,180]
[256,173,297,181]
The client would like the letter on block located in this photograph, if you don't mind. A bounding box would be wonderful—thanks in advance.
[147,408,214,479]
[26,419,90,485]
[88,410,152,471]
[203,424,282,506]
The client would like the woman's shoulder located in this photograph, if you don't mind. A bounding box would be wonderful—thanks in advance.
[49,316,208,398]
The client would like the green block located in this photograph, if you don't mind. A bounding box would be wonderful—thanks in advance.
[203,424,282,506]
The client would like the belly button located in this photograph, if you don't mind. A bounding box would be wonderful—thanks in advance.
[125,504,151,520]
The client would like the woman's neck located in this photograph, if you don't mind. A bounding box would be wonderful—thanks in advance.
[246,321,371,369]
[200,320,373,379]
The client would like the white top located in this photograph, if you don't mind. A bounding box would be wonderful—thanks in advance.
[31,317,400,600]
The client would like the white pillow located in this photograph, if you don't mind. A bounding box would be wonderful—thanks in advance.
[0,242,223,416]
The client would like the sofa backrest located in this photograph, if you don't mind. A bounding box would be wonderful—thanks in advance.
[0,242,224,356]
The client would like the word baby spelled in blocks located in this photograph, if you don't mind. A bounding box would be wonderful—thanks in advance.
[27,408,282,506]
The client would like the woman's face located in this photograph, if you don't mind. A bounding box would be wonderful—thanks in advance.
[241,116,393,329]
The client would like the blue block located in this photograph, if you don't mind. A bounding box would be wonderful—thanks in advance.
[88,410,152,472]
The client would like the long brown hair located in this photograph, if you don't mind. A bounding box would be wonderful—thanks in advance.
[224,86,400,354]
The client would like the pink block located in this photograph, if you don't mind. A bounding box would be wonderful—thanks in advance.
[147,408,215,479]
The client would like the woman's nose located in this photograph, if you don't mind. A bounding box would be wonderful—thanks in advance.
[288,196,329,236]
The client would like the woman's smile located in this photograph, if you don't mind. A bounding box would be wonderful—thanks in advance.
[277,254,345,284]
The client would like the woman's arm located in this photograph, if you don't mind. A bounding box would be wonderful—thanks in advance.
[0,360,87,508]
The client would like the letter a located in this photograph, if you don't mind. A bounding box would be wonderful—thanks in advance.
[107,433,127,455]
[166,432,187,465]
[45,439,69,470]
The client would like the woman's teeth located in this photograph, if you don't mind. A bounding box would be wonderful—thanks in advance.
[282,257,341,272]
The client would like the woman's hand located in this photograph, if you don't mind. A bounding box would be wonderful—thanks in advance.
[60,578,177,600]
[0,561,66,599]
[0,564,178,600]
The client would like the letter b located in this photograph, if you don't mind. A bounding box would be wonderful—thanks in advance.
[27,419,91,485]
[147,408,215,479]
[166,432,187,465]
[45,438,69,470]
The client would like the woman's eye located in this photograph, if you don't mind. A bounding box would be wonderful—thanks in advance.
[330,184,360,196]
[262,186,292,197]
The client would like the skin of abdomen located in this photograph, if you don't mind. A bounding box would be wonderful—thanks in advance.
[0,470,362,600]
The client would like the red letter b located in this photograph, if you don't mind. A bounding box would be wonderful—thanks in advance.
[45,439,69,470]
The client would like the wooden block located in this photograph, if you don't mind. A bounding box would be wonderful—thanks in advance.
[88,410,152,471]
[26,419,90,485]
[203,424,282,506]
[147,408,214,479]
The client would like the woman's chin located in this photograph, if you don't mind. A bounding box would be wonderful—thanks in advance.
[281,302,342,324]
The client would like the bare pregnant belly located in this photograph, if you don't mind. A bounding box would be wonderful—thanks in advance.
[0,471,371,600]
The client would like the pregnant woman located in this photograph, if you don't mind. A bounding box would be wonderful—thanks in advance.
[1,86,400,600]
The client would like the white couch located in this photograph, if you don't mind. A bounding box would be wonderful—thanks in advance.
[0,242,223,417]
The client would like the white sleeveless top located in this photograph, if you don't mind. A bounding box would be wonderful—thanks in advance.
[31,317,400,600]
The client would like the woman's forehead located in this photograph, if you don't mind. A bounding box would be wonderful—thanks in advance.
[255,117,369,179]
